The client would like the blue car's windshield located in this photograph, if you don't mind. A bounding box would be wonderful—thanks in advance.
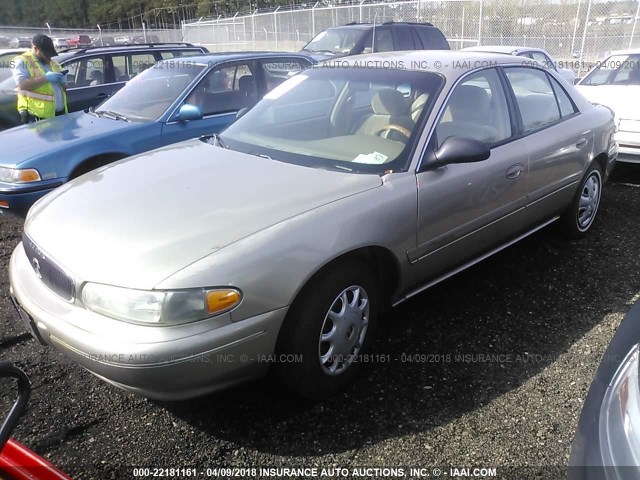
[97,61,206,121]
[220,65,444,174]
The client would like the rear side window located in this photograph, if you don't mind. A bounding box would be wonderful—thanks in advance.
[414,27,449,50]
[505,67,561,132]
[395,27,415,50]
[549,76,577,117]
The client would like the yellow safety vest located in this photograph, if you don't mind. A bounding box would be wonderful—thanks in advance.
[16,51,68,119]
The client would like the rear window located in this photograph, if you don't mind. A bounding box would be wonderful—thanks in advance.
[414,27,449,50]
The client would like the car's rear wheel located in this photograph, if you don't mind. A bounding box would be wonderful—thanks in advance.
[275,261,378,400]
[558,162,602,239]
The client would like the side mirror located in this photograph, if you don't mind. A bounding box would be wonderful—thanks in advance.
[427,136,490,169]
[236,107,248,120]
[177,104,203,122]
[362,47,373,54]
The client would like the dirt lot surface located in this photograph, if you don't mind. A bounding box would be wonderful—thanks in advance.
[1,169,640,480]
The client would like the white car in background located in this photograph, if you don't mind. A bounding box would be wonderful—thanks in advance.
[53,38,69,49]
[0,48,27,82]
[463,45,576,84]
[576,50,640,163]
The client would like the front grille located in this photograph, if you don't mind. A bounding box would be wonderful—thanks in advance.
[22,233,75,302]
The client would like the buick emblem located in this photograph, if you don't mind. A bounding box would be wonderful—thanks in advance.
[32,258,42,279]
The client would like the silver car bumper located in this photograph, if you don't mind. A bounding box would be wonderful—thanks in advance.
[9,243,288,400]
[615,128,640,164]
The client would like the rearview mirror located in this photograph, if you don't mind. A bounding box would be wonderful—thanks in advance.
[177,104,203,122]
[428,136,490,169]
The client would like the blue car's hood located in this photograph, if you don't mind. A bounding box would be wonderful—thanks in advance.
[0,111,135,166]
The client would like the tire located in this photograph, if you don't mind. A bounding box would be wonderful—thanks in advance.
[557,162,603,239]
[275,260,378,400]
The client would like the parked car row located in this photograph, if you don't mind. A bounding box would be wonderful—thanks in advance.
[0,42,210,129]
[0,24,636,478]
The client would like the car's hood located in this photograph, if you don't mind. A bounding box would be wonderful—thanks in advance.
[0,111,134,166]
[576,85,640,120]
[26,140,383,289]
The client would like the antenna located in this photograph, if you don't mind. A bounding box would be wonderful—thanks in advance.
[372,13,378,52]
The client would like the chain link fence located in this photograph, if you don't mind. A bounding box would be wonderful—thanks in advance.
[182,0,640,74]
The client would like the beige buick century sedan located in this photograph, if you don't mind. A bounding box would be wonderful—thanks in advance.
[9,51,617,400]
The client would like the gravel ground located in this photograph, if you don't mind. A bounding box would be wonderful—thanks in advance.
[1,170,640,480]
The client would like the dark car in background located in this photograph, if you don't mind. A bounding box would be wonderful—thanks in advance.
[301,21,449,61]
[0,42,209,130]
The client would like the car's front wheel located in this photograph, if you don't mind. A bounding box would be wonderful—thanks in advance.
[558,162,603,239]
[275,260,378,400]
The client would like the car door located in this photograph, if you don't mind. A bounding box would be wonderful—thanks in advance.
[61,55,112,112]
[504,67,593,227]
[410,68,528,280]
[161,60,259,144]
[502,67,588,224]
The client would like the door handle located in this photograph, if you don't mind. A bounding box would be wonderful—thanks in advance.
[506,164,525,179]
[576,138,588,148]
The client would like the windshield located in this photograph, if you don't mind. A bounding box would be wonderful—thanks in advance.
[303,28,365,54]
[581,54,640,86]
[96,61,206,121]
[220,66,443,174]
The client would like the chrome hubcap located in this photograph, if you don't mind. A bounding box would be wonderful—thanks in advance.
[318,285,369,376]
[577,171,601,231]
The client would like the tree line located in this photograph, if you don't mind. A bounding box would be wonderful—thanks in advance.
[0,0,291,30]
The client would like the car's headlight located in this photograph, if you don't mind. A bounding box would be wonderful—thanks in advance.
[599,343,640,467]
[81,283,241,325]
[0,167,41,183]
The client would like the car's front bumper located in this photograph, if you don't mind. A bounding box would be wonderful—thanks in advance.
[9,242,288,400]
[615,128,640,164]
[0,180,63,218]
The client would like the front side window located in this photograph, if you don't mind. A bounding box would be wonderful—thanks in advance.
[184,62,257,116]
[97,61,205,121]
[362,29,394,53]
[220,66,443,174]
[63,57,105,88]
[436,68,512,148]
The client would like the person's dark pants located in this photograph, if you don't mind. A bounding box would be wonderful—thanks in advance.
[19,110,65,124]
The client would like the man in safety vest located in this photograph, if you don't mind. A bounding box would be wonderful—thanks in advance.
[12,34,68,124]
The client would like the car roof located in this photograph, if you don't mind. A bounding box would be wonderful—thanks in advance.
[609,48,640,55]
[462,45,547,55]
[321,50,531,80]
[53,43,208,62]
[326,22,436,30]
[160,51,315,64]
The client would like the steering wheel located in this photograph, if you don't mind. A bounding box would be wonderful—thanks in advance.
[375,124,412,140]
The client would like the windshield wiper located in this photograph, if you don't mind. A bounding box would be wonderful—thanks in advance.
[207,133,227,149]
[94,110,130,122]
[307,49,338,55]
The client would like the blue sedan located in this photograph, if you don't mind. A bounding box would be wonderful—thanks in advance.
[0,51,313,217]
